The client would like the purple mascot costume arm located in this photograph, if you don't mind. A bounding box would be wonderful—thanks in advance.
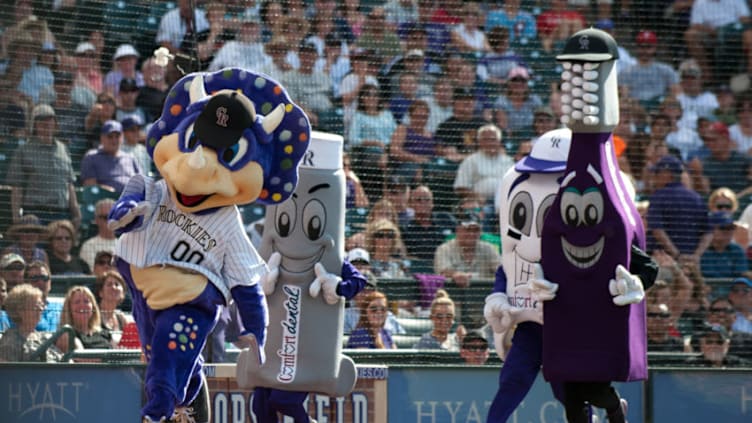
[540,28,646,422]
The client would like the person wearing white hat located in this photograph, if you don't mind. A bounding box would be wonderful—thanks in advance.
[104,44,144,98]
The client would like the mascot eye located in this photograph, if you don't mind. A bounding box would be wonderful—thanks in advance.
[183,125,200,151]
[508,191,533,236]
[582,189,603,226]
[561,191,580,226]
[302,200,326,241]
[536,194,556,236]
[274,200,297,237]
[220,138,249,168]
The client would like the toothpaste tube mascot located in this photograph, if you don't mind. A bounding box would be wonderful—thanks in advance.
[107,68,310,423]
[237,132,367,422]
[536,28,655,423]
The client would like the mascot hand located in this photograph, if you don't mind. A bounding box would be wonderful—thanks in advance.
[107,195,151,234]
[261,252,281,295]
[309,262,342,304]
[528,264,559,301]
[609,264,645,306]
[238,331,266,365]
[484,292,519,334]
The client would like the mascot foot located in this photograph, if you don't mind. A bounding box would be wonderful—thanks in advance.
[177,378,210,423]
[236,343,262,389]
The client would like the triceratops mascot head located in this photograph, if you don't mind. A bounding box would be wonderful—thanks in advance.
[146,68,311,212]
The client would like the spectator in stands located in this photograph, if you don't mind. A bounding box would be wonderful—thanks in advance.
[104,44,143,98]
[384,175,415,228]
[364,218,408,279]
[136,57,169,124]
[684,0,751,84]
[7,104,81,227]
[0,284,62,362]
[0,253,25,291]
[706,188,747,245]
[343,153,369,209]
[79,199,116,270]
[646,302,685,352]
[485,0,537,43]
[91,251,115,278]
[0,278,9,331]
[388,100,435,182]
[402,185,452,263]
[80,120,141,195]
[476,26,525,96]
[52,72,87,167]
[676,60,719,132]
[94,270,129,333]
[413,289,463,350]
[453,124,515,205]
[729,94,752,156]
[422,76,454,136]
[339,50,379,132]
[384,0,418,30]
[259,0,286,43]
[356,7,402,68]
[346,290,397,349]
[282,41,333,127]
[57,285,112,351]
[700,212,749,279]
[618,30,679,109]
[450,2,490,54]
[115,78,147,125]
[84,92,118,150]
[156,0,210,55]
[2,215,49,266]
[119,115,150,176]
[529,106,559,142]
[704,296,752,361]
[694,122,752,195]
[493,66,542,144]
[209,12,270,72]
[71,42,103,107]
[4,34,53,106]
[536,0,585,43]
[0,105,27,182]
[388,71,419,124]
[647,155,711,264]
[728,277,752,334]
[459,330,490,365]
[46,219,89,276]
[24,260,61,332]
[435,87,487,162]
[676,260,711,337]
[685,323,750,367]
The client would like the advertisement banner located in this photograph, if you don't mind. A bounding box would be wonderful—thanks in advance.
[651,369,752,422]
[387,367,644,423]
[0,364,143,423]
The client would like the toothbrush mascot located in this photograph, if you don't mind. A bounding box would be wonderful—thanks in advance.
[536,28,651,423]
[237,132,368,422]
[108,68,310,423]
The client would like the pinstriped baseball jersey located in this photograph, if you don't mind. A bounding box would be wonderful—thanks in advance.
[116,174,267,302]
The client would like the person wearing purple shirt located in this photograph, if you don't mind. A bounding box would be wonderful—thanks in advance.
[80,120,141,194]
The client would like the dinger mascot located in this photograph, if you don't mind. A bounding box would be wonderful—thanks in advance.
[237,132,367,423]
[536,29,655,423]
[108,68,310,423]
[485,127,571,422]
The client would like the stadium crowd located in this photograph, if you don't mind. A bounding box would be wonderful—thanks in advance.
[0,0,751,367]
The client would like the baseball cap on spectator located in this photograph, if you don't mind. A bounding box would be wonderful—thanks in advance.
[594,19,614,31]
[406,49,424,58]
[121,115,143,131]
[101,120,123,135]
[694,323,730,342]
[31,104,55,120]
[453,87,475,100]
[74,42,96,55]
[636,30,658,45]
[298,40,317,54]
[649,155,683,174]
[119,78,139,92]
[731,277,752,289]
[113,44,139,60]
[94,250,114,266]
[534,106,555,118]
[347,248,370,265]
[0,253,25,270]
[239,9,261,24]
[709,121,729,138]
[708,211,736,229]
[507,66,530,81]
[679,60,702,78]
[461,330,488,349]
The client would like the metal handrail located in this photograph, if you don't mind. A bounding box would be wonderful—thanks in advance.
[29,325,77,362]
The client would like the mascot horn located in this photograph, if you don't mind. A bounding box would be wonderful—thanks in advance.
[108,68,310,423]
[237,132,367,422]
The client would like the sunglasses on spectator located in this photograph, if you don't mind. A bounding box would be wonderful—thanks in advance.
[4,263,25,271]
[731,286,751,294]
[715,203,733,210]
[710,307,734,314]
[432,313,455,320]
[368,306,387,313]
[374,231,395,239]
[647,312,671,319]
[27,274,50,282]
[702,338,725,345]
[463,344,487,352]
